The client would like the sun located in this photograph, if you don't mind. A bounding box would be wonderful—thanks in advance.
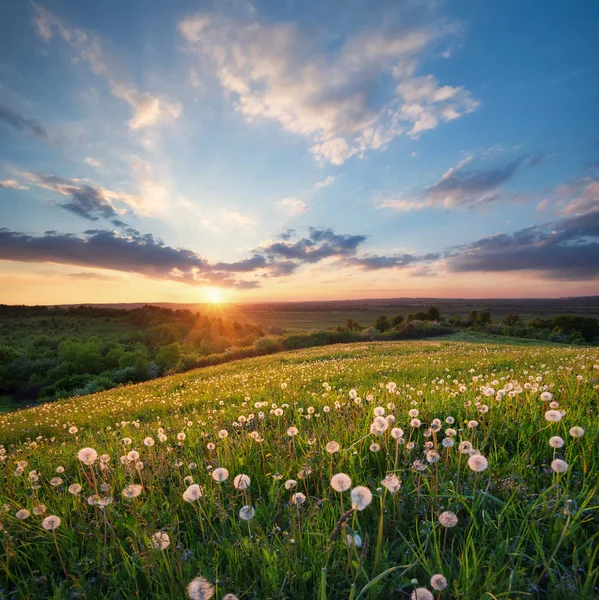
[204,286,225,304]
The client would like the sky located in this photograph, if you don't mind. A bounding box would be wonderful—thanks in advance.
[0,0,598,304]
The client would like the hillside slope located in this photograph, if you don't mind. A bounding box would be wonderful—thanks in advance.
[1,341,598,599]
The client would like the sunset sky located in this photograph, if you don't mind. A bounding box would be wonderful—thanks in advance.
[1,0,598,304]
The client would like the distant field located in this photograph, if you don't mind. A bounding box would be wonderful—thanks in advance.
[1,338,598,599]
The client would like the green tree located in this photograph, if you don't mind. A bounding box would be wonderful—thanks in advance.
[426,306,441,321]
[501,314,522,326]
[374,315,391,333]
[155,342,182,371]
[391,314,404,327]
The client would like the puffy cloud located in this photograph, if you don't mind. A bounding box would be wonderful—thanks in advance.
[178,11,477,164]
[31,4,181,131]
[314,175,337,189]
[0,105,49,140]
[276,197,307,216]
[446,210,599,280]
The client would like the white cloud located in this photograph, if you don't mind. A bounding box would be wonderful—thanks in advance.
[376,197,429,212]
[32,4,181,132]
[314,175,337,189]
[84,157,102,168]
[178,12,478,165]
[0,179,28,190]
[276,197,307,216]
[222,210,258,228]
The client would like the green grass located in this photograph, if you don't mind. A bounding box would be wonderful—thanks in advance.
[0,340,598,599]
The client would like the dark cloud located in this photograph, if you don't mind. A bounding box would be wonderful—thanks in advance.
[262,227,366,263]
[0,228,256,288]
[60,185,120,221]
[278,228,296,240]
[0,105,49,140]
[213,254,268,272]
[344,252,440,271]
[446,210,599,280]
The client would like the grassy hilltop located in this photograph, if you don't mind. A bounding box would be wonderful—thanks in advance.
[1,340,598,599]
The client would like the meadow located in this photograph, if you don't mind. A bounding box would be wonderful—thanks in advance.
[0,340,597,599]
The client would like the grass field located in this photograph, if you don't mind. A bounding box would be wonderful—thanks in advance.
[1,339,598,599]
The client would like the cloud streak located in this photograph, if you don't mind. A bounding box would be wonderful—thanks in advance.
[0,105,49,140]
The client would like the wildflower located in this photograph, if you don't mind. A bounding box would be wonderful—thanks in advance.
[121,438,132,445]
[127,450,140,462]
[410,418,421,428]
[285,479,297,490]
[540,391,553,401]
[291,492,306,505]
[467,454,488,472]
[122,484,143,499]
[411,588,434,600]
[381,474,401,494]
[551,459,568,473]
[183,484,203,502]
[239,505,255,520]
[442,438,454,448]
[326,441,340,454]
[569,426,584,438]
[446,416,455,424]
[430,574,447,591]
[350,486,373,511]
[206,442,215,450]
[549,436,564,448]
[467,420,478,429]
[426,450,440,463]
[41,515,61,531]
[68,426,78,434]
[143,437,155,447]
[287,427,298,437]
[187,576,215,600]
[391,427,404,439]
[233,474,250,490]
[544,410,562,423]
[223,595,239,600]
[330,473,352,492]
[458,441,473,454]
[16,509,30,520]
[346,533,362,548]
[33,505,46,515]
[151,531,170,550]
[369,443,380,452]
[212,468,229,482]
[177,432,186,441]
[438,511,458,528]
[77,447,98,465]
[68,483,82,495]
[56,466,65,473]
[50,477,63,487]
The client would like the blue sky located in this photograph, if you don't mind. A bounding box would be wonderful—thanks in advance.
[0,0,598,303]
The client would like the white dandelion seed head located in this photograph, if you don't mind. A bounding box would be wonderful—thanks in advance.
[291,492,306,505]
[350,486,373,511]
[41,515,61,531]
[77,447,98,465]
[411,587,434,600]
[410,419,421,428]
[369,443,380,452]
[544,410,562,423]
[151,531,170,550]
[287,426,298,437]
[144,437,155,447]
[381,474,401,494]
[551,459,568,473]
[68,483,82,495]
[430,574,448,591]
[239,505,255,520]
[467,454,488,472]
[391,427,404,440]
[326,441,340,454]
[122,484,143,499]
[187,576,215,600]
[212,468,229,482]
[346,533,362,548]
[549,436,564,448]
[284,479,297,490]
[330,473,352,492]
[233,474,250,490]
[540,391,553,401]
[183,484,203,502]
[438,511,458,527]
[569,426,584,438]
[16,509,30,520]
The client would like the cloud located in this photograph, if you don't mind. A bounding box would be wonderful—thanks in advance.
[344,252,439,271]
[178,11,477,164]
[0,179,29,191]
[0,105,49,140]
[446,209,599,280]
[17,171,147,220]
[0,228,257,288]
[276,197,307,216]
[378,154,538,211]
[558,175,599,217]
[84,157,102,168]
[68,271,122,281]
[314,175,337,189]
[32,4,181,131]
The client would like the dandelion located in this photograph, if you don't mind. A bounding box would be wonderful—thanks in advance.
[177,432,186,441]
[438,511,458,528]
[544,410,562,423]
[325,441,340,454]
[549,436,564,448]
[467,420,478,429]
[430,574,447,591]
[151,531,170,550]
[287,426,298,437]
[291,492,306,505]
[239,505,255,520]
[143,437,155,447]
[442,437,454,448]
[121,438,132,445]
[369,443,380,452]
[330,473,352,492]
[391,427,404,439]
[68,483,82,495]
[212,468,229,482]
[410,418,421,428]
[16,509,30,520]
[233,474,250,490]
[127,450,140,462]
[183,484,203,502]
[540,391,553,401]
[467,454,488,472]
[374,406,385,416]
[569,426,584,438]
[551,459,568,473]
[122,484,143,499]
[187,576,215,600]
[77,447,98,465]
[50,477,63,487]
[350,486,373,511]
[426,450,440,463]
[381,474,401,494]
[33,505,46,515]
[223,595,239,600]
[41,515,61,531]
[285,479,297,490]
[346,533,362,548]
[56,466,65,473]
[68,426,78,434]
[411,588,434,600]
[459,441,473,454]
